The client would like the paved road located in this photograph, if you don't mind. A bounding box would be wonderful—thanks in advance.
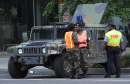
[1,56,130,84]
[1,78,130,84]
[1,57,130,78]
[0,57,8,70]
[0,57,55,79]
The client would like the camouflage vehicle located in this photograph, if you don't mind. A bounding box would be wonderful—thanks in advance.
[7,24,108,78]
[7,25,67,78]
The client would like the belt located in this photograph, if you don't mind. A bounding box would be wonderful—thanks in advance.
[107,46,120,48]
[107,44,120,47]
[80,47,87,48]
[78,42,86,44]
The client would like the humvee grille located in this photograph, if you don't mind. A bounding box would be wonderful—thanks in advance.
[23,48,42,54]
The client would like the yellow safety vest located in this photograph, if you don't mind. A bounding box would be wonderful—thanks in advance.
[64,31,75,49]
[105,29,122,47]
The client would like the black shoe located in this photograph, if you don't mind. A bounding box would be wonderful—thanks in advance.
[70,73,81,79]
[115,75,120,78]
[78,73,87,78]
[70,76,75,79]
[104,75,111,78]
[70,75,82,79]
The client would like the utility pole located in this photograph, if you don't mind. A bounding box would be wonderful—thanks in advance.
[58,0,64,22]
[33,0,36,26]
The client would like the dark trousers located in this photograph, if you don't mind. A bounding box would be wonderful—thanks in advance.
[100,63,108,74]
[106,47,121,76]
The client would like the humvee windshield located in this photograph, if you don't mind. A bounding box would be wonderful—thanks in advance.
[30,29,54,40]
[56,28,66,39]
[30,28,66,40]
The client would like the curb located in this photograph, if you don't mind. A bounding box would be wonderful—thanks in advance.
[87,68,130,75]
[0,67,130,75]
[0,68,130,77]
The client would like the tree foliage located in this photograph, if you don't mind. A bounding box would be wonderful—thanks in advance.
[42,0,130,22]
[41,0,58,22]
[42,0,56,16]
[104,0,130,22]
[62,0,107,15]
[63,0,90,15]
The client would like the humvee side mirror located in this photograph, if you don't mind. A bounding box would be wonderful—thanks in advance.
[22,32,28,42]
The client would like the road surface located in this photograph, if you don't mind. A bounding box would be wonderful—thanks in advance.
[1,78,130,84]
[0,56,130,84]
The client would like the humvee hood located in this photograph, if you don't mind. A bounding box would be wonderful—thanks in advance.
[19,40,63,47]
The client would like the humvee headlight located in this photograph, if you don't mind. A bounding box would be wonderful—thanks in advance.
[42,48,46,53]
[18,49,23,54]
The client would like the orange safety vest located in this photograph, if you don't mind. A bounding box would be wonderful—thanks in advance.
[64,31,75,48]
[77,30,87,48]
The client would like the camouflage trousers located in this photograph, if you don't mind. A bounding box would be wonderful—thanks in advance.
[79,48,89,73]
[66,48,89,78]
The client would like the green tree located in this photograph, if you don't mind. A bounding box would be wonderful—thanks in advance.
[42,0,130,22]
[41,0,58,23]
[62,0,107,15]
[63,0,90,15]
[103,0,130,22]
[42,0,56,16]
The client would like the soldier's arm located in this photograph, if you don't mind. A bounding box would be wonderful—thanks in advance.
[86,31,90,49]
[104,35,108,49]
[120,34,128,51]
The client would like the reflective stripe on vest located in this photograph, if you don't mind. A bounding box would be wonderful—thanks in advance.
[105,29,122,47]
[64,31,75,48]
[78,30,87,48]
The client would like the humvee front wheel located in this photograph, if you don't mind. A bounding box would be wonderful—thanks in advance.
[8,57,28,78]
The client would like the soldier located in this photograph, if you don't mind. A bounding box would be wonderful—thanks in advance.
[73,23,89,78]
[64,23,79,79]
[104,24,123,78]
[64,23,89,79]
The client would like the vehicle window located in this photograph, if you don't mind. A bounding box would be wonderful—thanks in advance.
[56,28,67,39]
[98,30,105,40]
[31,29,54,40]
[86,28,105,40]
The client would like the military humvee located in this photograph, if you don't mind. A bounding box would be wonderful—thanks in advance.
[7,24,107,78]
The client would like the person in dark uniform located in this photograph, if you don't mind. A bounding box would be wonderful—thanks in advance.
[104,24,123,78]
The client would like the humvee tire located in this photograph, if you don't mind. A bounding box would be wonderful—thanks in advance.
[8,57,28,78]
[54,53,73,78]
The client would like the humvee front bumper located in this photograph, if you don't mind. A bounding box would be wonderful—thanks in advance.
[16,54,47,65]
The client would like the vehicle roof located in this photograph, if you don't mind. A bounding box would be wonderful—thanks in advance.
[31,24,107,30]
[85,24,108,31]
[85,24,107,28]
[32,25,68,30]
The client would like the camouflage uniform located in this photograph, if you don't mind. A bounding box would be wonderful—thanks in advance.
[70,31,89,78]
[79,48,89,74]
[65,48,80,78]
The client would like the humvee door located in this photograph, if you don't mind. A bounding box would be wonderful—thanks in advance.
[86,27,107,64]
